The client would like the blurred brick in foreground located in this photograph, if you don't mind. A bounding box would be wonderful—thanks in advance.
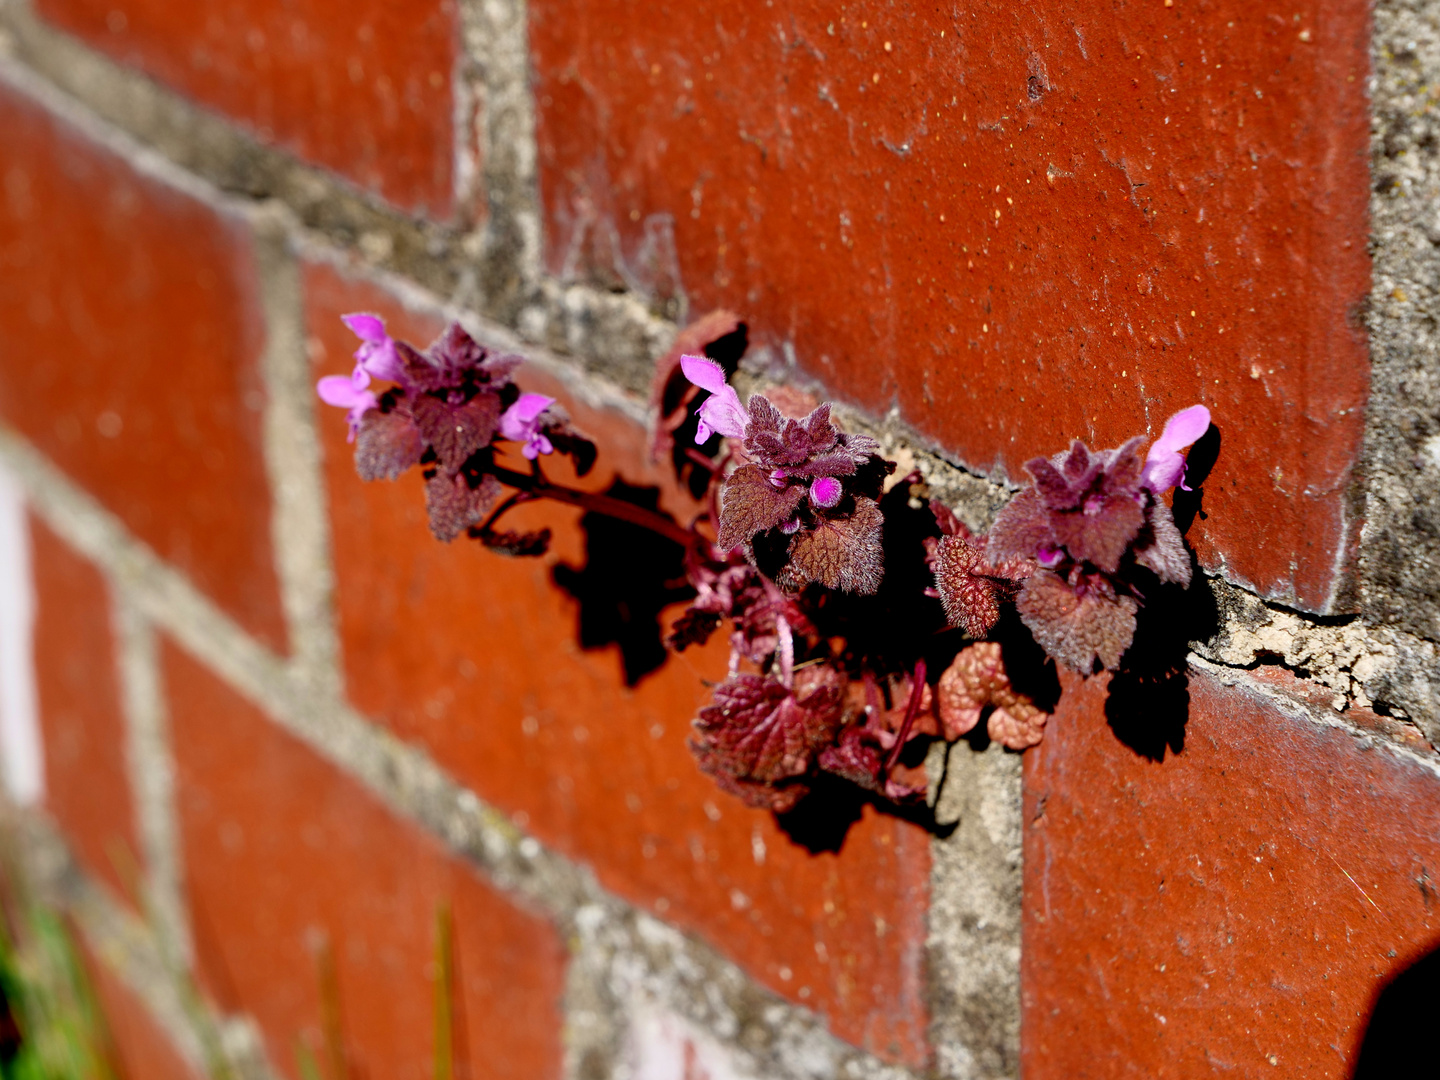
[33,0,460,217]
[0,78,286,648]
[83,947,202,1080]
[165,639,567,1080]
[31,514,138,906]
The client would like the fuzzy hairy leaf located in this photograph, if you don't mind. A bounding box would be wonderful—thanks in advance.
[933,534,1026,638]
[1049,492,1144,573]
[986,489,1053,566]
[691,746,810,812]
[398,323,521,392]
[355,409,424,481]
[425,472,502,542]
[787,496,885,594]
[935,642,1049,748]
[1016,569,1138,672]
[667,607,722,651]
[478,527,552,557]
[690,667,845,789]
[1133,498,1192,586]
[410,393,502,473]
[816,727,927,803]
[716,464,806,550]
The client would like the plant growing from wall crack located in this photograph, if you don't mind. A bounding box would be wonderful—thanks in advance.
[319,312,1211,817]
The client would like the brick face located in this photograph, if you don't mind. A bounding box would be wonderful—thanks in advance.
[34,0,460,217]
[1023,670,1440,1077]
[305,259,931,1065]
[30,514,139,905]
[530,0,1371,610]
[0,80,286,649]
[83,946,202,1080]
[164,638,567,1080]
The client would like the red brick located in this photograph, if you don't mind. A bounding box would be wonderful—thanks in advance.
[163,638,567,1080]
[305,259,931,1065]
[35,0,459,217]
[0,82,286,649]
[30,513,139,906]
[1023,670,1440,1077]
[530,0,1371,610]
[82,945,203,1080]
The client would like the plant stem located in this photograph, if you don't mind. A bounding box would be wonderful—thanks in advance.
[883,658,928,775]
[487,464,696,548]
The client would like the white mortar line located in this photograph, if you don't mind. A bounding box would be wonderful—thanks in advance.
[111,595,193,969]
[252,208,343,696]
[0,461,41,805]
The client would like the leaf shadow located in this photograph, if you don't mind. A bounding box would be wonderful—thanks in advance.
[552,479,695,686]
[1105,423,1221,761]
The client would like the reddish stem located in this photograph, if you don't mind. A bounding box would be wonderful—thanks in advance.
[883,658,928,775]
[487,463,696,549]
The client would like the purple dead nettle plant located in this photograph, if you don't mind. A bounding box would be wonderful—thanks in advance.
[932,404,1211,673]
[318,311,1212,818]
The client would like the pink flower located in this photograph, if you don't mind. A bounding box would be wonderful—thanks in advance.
[680,355,747,442]
[500,392,556,459]
[341,312,405,384]
[316,368,378,442]
[1142,405,1211,492]
[810,476,843,509]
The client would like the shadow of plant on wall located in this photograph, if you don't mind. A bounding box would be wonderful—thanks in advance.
[316,310,1217,840]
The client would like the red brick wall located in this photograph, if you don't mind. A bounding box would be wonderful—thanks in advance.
[0,1,1435,1078]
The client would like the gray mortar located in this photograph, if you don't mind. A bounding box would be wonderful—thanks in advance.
[924,743,1022,1080]
[1362,1,1440,644]
[110,597,192,970]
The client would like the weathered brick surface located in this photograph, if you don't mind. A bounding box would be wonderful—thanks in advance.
[30,513,139,905]
[1023,670,1440,1076]
[83,946,202,1080]
[32,0,460,217]
[530,0,1371,611]
[305,258,932,1065]
[163,637,567,1080]
[0,79,286,648]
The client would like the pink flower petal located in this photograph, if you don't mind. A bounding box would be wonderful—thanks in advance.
[317,374,365,407]
[500,393,555,441]
[680,354,728,394]
[1142,404,1212,491]
[341,312,388,343]
[810,476,843,509]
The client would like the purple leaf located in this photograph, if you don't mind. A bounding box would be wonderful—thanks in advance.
[787,496,885,594]
[355,409,424,481]
[1016,569,1138,672]
[410,393,502,473]
[1048,491,1144,573]
[934,534,1026,638]
[425,472,502,542]
[986,489,1054,566]
[690,667,845,795]
[716,464,806,551]
[1133,497,1192,585]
